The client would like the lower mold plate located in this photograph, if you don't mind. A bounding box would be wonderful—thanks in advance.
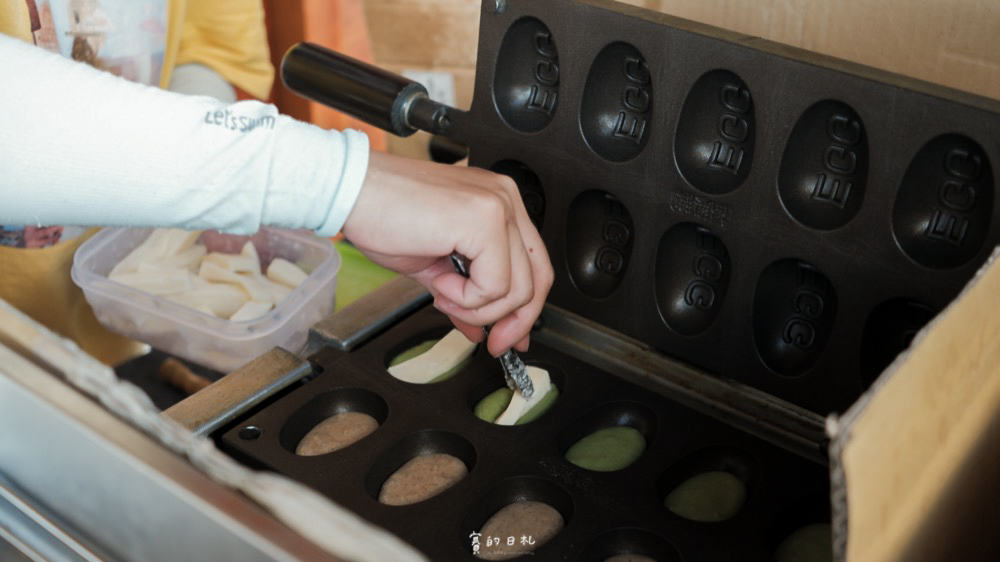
[220,306,831,561]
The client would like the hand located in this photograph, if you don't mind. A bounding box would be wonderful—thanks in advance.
[341,151,553,356]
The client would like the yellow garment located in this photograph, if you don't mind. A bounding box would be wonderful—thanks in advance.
[0,1,31,43]
[0,0,274,366]
[165,0,274,99]
[0,230,145,365]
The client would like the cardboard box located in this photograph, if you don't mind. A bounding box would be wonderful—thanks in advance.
[828,249,1000,561]
[363,0,482,159]
[623,0,1000,102]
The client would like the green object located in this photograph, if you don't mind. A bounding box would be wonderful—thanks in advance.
[389,340,436,366]
[474,388,514,423]
[564,426,646,472]
[774,523,833,562]
[664,470,747,522]
[775,523,833,562]
[517,387,559,424]
[334,240,397,311]
[473,387,560,424]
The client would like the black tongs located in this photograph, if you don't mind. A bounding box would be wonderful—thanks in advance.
[450,253,534,398]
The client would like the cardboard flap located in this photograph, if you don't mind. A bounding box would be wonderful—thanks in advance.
[828,247,1000,562]
[624,0,1000,102]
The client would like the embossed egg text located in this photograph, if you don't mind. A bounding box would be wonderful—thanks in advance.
[580,42,652,162]
[566,190,634,298]
[493,17,559,133]
[675,70,755,195]
[655,223,730,335]
[892,134,994,269]
[778,100,869,230]
[752,260,837,376]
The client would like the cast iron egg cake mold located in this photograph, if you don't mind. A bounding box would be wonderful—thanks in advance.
[218,0,1000,559]
[221,306,832,561]
[460,0,1000,415]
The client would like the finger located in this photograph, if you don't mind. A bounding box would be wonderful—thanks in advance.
[444,177,553,352]
[456,203,515,309]
[441,312,486,345]
[434,223,536,330]
[488,216,553,354]
[428,203,514,311]
[513,335,531,354]
[485,288,542,354]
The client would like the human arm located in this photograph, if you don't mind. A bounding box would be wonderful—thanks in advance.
[0,33,365,236]
[0,34,552,354]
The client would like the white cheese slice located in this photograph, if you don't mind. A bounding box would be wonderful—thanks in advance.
[198,261,272,304]
[240,240,261,263]
[108,230,310,322]
[229,300,275,322]
[494,366,553,426]
[165,283,250,318]
[126,245,206,274]
[110,228,202,276]
[267,257,309,288]
[146,244,207,273]
[387,329,477,383]
[254,273,293,303]
[154,228,203,256]
[109,268,195,296]
[192,304,218,317]
[203,251,261,275]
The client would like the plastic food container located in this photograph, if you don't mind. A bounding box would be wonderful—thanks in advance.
[72,227,340,373]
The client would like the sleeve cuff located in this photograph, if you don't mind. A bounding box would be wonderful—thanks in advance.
[315,129,370,237]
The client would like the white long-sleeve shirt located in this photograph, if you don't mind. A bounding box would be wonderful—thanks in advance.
[0,32,369,237]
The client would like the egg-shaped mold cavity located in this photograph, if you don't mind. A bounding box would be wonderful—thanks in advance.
[658,445,759,523]
[893,134,994,269]
[778,100,869,230]
[491,160,546,230]
[675,69,755,194]
[655,222,731,335]
[462,476,573,560]
[859,298,936,389]
[279,388,388,456]
[580,528,680,562]
[580,42,652,162]
[365,429,476,506]
[469,362,564,425]
[560,401,656,472]
[493,17,560,133]
[752,259,838,376]
[566,190,634,299]
[765,493,833,562]
[385,326,477,384]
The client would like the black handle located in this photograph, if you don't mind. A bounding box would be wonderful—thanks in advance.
[281,42,423,136]
[281,42,459,138]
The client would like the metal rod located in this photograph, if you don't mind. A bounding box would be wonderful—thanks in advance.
[534,306,830,465]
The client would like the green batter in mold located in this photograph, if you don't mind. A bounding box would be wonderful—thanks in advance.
[473,366,558,425]
[564,426,646,472]
[664,470,747,522]
[775,523,833,562]
[474,386,559,424]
